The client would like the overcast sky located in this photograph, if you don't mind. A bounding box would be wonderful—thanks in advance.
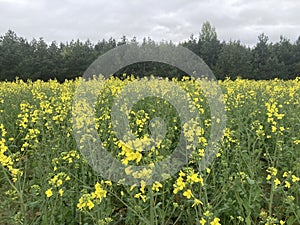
[0,0,299,46]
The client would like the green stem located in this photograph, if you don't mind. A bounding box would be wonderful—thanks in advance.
[268,182,274,217]
[149,188,157,225]
[110,190,150,225]
[2,167,26,224]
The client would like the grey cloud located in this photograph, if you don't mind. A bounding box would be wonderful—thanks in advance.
[0,0,299,45]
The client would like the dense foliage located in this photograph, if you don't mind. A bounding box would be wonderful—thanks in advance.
[0,77,299,224]
[1,22,300,81]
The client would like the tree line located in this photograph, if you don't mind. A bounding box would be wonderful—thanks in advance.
[0,22,300,81]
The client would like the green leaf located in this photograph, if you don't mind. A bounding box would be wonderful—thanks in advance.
[246,177,255,185]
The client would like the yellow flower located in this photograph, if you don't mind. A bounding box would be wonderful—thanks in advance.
[200,218,206,225]
[87,200,94,210]
[173,176,186,194]
[210,217,221,225]
[125,166,132,175]
[292,175,299,183]
[152,181,163,192]
[93,182,107,201]
[58,189,64,196]
[45,188,53,198]
[274,178,281,187]
[140,180,146,194]
[204,210,211,217]
[57,179,63,187]
[77,193,94,211]
[179,170,186,177]
[187,172,204,185]
[183,189,193,199]
[130,184,137,191]
[199,149,205,157]
[284,181,291,188]
[282,171,289,177]
[287,195,295,201]
[237,216,244,222]
[134,193,146,202]
[192,198,203,207]
[104,180,112,186]
[206,168,211,174]
[267,167,277,176]
[259,210,267,219]
[280,220,285,225]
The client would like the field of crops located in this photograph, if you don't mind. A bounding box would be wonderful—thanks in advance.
[0,77,299,225]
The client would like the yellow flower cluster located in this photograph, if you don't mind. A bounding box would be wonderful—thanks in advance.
[117,136,152,165]
[152,181,163,192]
[77,181,111,211]
[265,99,285,135]
[61,150,81,164]
[0,124,22,182]
[173,168,204,207]
[200,210,222,225]
[45,172,71,198]
[266,167,299,190]
[0,77,299,224]
[259,210,286,225]
[49,172,71,187]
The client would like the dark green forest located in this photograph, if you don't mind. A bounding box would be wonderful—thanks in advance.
[0,22,300,81]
